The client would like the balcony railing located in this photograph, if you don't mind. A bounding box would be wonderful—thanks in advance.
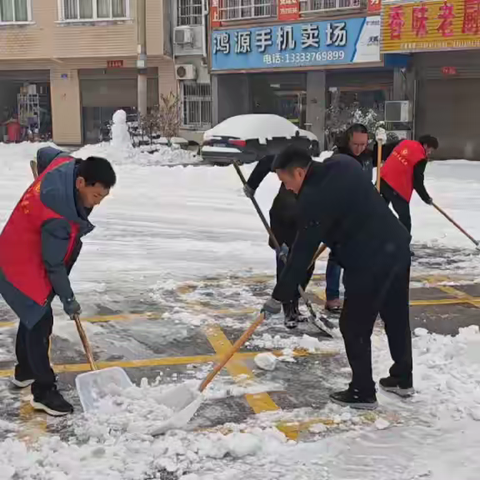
[299,0,362,14]
[218,0,276,22]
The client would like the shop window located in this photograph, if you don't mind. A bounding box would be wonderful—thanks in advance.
[177,0,202,26]
[299,0,360,14]
[181,82,212,129]
[219,0,276,21]
[61,0,128,21]
[0,0,31,23]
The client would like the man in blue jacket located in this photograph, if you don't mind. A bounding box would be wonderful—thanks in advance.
[0,147,116,416]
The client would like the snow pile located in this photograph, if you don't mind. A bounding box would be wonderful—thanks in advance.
[254,352,278,371]
[411,325,480,422]
[248,333,337,354]
[74,109,199,167]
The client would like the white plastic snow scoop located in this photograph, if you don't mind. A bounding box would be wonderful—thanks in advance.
[73,315,133,412]
[150,312,267,436]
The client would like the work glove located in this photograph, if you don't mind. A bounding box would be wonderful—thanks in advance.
[277,243,289,264]
[261,297,282,318]
[243,184,255,199]
[375,127,387,144]
[63,296,81,320]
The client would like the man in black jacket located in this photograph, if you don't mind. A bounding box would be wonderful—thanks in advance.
[261,146,413,409]
[244,155,314,329]
[325,124,399,312]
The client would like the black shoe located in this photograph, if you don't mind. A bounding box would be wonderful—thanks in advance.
[292,302,308,323]
[379,376,414,398]
[31,385,74,416]
[330,389,378,410]
[283,302,298,329]
[11,365,34,388]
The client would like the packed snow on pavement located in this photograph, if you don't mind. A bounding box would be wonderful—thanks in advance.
[1,129,480,479]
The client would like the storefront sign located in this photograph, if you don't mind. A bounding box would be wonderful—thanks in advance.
[278,0,300,21]
[211,16,381,71]
[382,0,480,53]
[107,60,124,68]
[368,0,382,13]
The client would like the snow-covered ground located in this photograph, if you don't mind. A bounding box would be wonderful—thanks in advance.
[1,132,480,479]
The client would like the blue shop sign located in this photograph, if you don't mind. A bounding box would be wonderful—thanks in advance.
[211,16,381,71]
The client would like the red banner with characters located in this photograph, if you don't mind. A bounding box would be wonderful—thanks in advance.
[278,0,300,21]
[211,0,220,28]
[368,0,382,13]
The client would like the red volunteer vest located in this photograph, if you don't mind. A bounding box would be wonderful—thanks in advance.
[381,140,426,202]
[0,157,80,306]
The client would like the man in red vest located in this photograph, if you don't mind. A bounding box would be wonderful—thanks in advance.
[0,147,116,416]
[380,135,439,234]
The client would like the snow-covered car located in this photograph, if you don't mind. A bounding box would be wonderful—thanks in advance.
[200,114,319,165]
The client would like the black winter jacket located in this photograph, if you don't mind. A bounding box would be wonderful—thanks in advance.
[272,155,411,303]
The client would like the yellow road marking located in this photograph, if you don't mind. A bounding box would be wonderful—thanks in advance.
[204,325,280,415]
[426,276,480,308]
[0,349,336,379]
[17,392,47,444]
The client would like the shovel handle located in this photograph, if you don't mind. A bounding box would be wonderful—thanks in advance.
[73,315,97,371]
[233,161,282,251]
[432,202,479,247]
[376,141,383,191]
[199,313,266,392]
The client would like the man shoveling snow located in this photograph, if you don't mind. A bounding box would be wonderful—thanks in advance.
[261,146,413,410]
[0,147,116,416]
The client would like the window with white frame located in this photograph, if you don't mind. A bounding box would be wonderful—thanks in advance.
[299,0,361,14]
[0,0,31,23]
[61,0,128,21]
[177,0,202,26]
[219,0,275,21]
[182,82,212,129]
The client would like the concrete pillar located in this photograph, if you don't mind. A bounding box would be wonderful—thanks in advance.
[50,67,82,145]
[306,71,326,151]
[211,74,219,126]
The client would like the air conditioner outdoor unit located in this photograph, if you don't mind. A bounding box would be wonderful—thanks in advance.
[384,101,412,122]
[174,26,194,45]
[176,64,197,80]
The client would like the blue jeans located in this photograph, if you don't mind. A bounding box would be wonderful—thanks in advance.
[326,252,342,301]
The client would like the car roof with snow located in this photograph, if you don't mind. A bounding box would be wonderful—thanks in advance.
[204,114,312,142]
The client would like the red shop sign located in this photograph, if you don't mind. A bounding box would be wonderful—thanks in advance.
[442,66,457,75]
[107,60,124,68]
[278,0,300,21]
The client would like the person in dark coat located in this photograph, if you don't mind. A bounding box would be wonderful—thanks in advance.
[0,147,116,416]
[325,124,398,313]
[261,145,413,409]
[243,154,314,329]
[381,135,439,234]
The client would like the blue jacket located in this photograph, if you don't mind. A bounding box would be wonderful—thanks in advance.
[0,147,94,328]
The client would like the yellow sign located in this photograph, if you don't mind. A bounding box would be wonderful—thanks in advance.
[382,0,480,53]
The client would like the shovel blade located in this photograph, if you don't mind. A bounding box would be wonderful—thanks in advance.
[150,385,203,436]
[75,366,133,413]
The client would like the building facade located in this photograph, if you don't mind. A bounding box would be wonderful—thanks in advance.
[382,0,480,160]
[172,0,212,143]
[209,0,409,149]
[0,0,175,145]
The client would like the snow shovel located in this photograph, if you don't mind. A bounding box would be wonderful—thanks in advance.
[150,312,267,436]
[432,202,480,249]
[232,161,334,337]
[73,315,133,412]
